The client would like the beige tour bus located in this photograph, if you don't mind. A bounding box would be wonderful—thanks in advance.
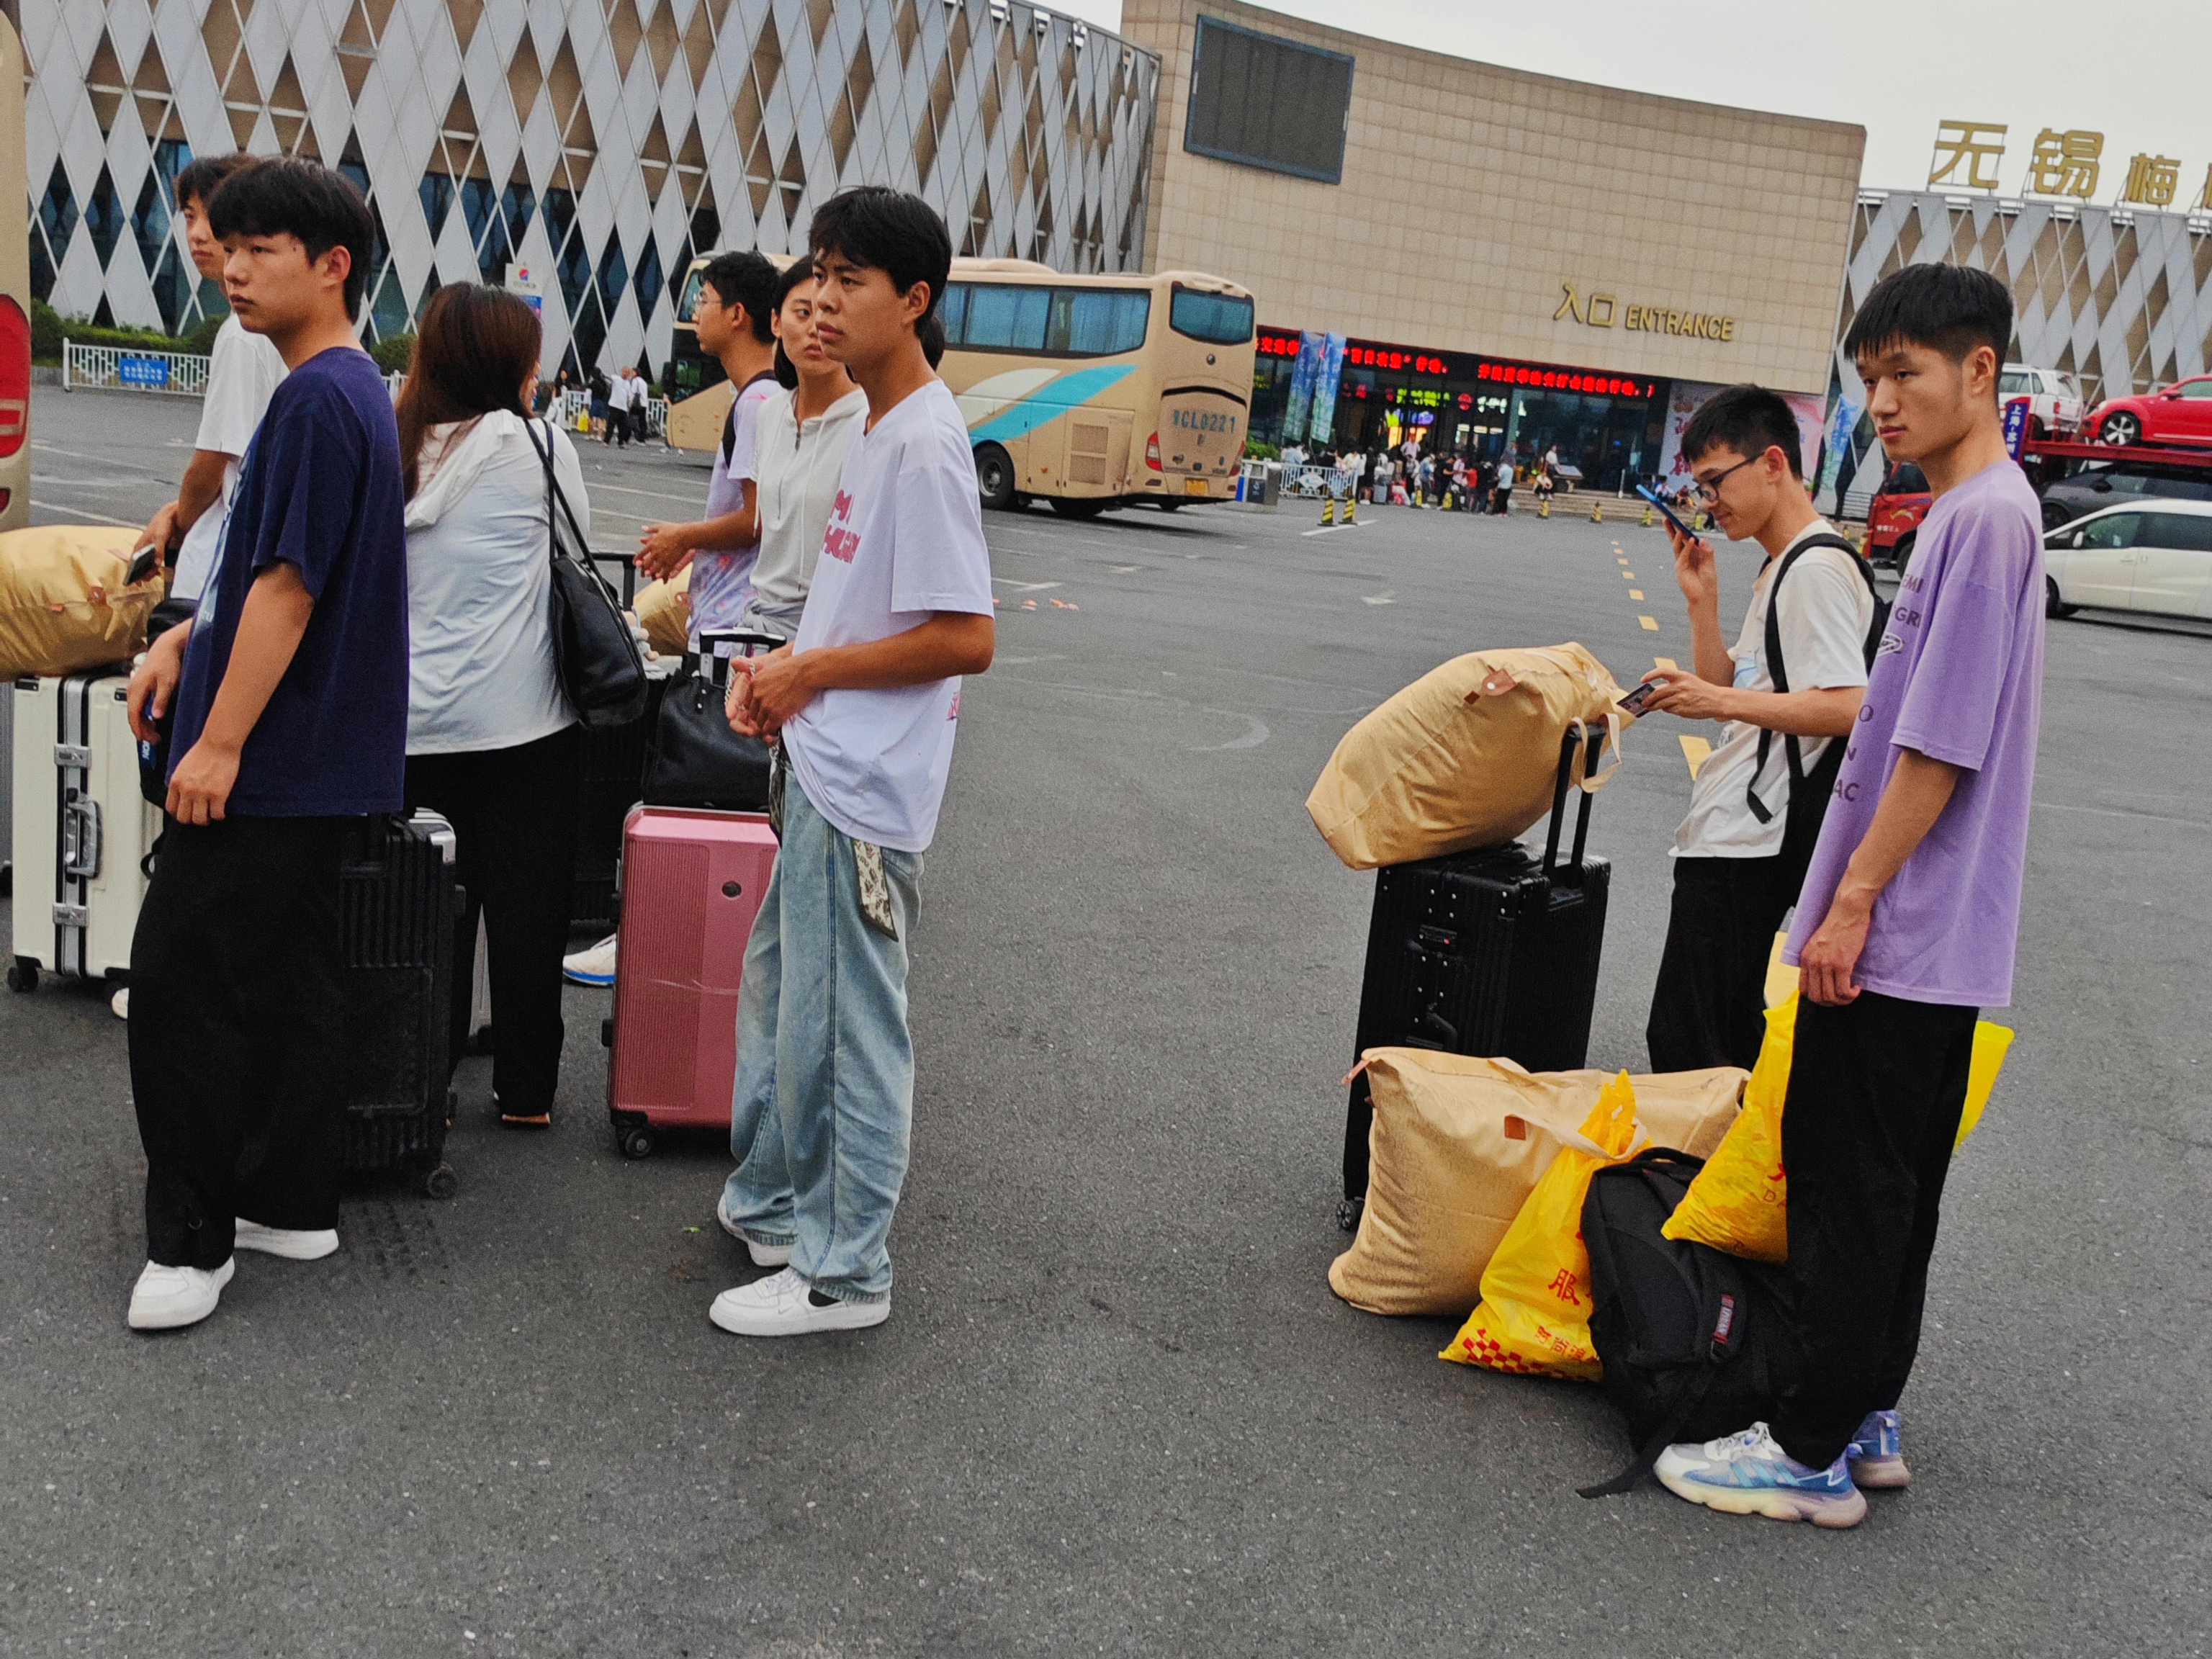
[0,9,30,531]
[663,256,1256,516]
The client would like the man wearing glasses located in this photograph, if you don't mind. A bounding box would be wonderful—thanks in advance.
[1637,385,1879,1072]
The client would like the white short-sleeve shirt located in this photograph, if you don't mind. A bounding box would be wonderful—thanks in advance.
[171,315,287,603]
[688,373,781,644]
[781,378,995,853]
[1673,520,1877,858]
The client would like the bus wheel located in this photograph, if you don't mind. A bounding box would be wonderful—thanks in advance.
[1049,496,1106,519]
[974,444,1017,511]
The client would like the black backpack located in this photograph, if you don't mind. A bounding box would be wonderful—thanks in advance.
[1744,532,1889,886]
[1576,1149,1798,1497]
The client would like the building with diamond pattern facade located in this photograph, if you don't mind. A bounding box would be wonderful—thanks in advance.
[22,0,1161,377]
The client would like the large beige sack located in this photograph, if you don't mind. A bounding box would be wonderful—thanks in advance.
[0,526,163,679]
[1306,643,1627,870]
[1327,1048,1745,1317]
[634,564,692,657]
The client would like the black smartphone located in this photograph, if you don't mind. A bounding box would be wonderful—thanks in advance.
[1617,679,1661,717]
[1635,483,1701,543]
[125,544,160,587]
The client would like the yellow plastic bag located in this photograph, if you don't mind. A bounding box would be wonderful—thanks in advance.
[1663,994,2015,1264]
[1442,1072,1642,1381]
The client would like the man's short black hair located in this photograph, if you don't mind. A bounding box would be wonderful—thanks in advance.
[701,251,779,343]
[205,157,376,317]
[172,151,261,214]
[1843,262,2014,371]
[1680,384,1804,477]
[807,186,953,330]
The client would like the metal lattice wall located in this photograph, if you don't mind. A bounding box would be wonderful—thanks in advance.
[1826,188,2212,509]
[23,0,1161,376]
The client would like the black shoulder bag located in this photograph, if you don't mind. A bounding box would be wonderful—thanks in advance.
[526,419,649,729]
[642,629,780,813]
[1743,532,1889,885]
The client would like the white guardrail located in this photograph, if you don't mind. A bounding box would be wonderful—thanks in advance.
[62,339,210,395]
[547,388,670,440]
[1281,462,1360,499]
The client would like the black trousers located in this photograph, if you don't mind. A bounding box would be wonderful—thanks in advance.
[405,726,580,1118]
[1770,991,1977,1469]
[1645,853,1797,1074]
[130,815,350,1269]
[604,408,631,446]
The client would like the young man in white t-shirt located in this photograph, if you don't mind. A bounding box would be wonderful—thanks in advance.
[136,152,287,606]
[710,188,994,1338]
[1637,385,1879,1072]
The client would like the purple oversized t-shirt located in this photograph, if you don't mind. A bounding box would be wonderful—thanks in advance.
[1784,459,2045,1007]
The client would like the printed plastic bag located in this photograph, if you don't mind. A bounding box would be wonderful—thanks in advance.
[1663,994,2015,1264]
[1442,1072,1642,1381]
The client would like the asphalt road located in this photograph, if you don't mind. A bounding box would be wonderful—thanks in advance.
[5,387,2208,1657]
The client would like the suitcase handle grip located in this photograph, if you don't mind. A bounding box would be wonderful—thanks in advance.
[63,797,102,879]
[1541,726,1608,876]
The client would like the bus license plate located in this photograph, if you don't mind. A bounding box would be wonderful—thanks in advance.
[1184,477,1209,496]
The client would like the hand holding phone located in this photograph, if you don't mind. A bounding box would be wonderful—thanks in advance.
[1634,483,1699,544]
[1617,679,1660,718]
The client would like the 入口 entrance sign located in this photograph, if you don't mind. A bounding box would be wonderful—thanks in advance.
[1555,284,1735,342]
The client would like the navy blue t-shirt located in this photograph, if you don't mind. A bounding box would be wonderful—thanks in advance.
[169,346,408,816]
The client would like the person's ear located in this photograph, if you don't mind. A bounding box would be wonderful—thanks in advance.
[320,242,353,293]
[904,279,931,327]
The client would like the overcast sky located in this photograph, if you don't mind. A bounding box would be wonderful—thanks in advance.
[1058,0,2211,202]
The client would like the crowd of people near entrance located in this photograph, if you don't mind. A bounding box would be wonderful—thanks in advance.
[1283,436,1578,513]
[117,156,992,1344]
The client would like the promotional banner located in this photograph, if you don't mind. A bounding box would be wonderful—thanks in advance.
[1282,331,1323,448]
[1817,392,1862,503]
[1658,380,1830,498]
[2002,397,2031,459]
[1308,332,1348,446]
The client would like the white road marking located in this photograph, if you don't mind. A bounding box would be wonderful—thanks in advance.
[1361,591,1395,606]
[1193,711,1269,751]
[992,578,1064,591]
[29,500,140,528]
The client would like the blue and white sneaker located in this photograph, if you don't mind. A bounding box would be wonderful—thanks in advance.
[1845,1408,1910,1489]
[562,932,618,986]
[1655,1423,1868,1528]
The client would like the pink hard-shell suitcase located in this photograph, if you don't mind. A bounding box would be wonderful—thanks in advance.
[604,804,777,1158]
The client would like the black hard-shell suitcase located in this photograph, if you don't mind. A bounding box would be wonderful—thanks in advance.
[1339,727,1612,1228]
[571,688,658,930]
[341,810,463,1198]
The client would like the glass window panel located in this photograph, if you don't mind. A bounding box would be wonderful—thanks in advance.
[940,282,968,346]
[964,284,1049,350]
[1169,287,1254,344]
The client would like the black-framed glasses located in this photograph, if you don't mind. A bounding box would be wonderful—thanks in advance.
[1691,455,1759,503]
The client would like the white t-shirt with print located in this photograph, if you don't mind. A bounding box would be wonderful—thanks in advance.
[781,378,994,853]
[171,315,287,603]
[688,373,781,644]
[1673,520,1876,858]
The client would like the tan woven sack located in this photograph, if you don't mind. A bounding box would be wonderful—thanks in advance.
[1326,1049,1746,1318]
[1306,643,1627,870]
[0,525,163,679]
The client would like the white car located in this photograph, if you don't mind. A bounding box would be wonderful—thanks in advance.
[2002,364,2086,439]
[2044,498,2212,619]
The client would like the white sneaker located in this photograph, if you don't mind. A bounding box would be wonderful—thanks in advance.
[127,1257,235,1331]
[233,1218,340,1260]
[562,932,618,986]
[708,1267,889,1336]
[714,1193,794,1267]
[110,986,129,1020]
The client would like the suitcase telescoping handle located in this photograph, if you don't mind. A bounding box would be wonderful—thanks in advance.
[696,630,789,690]
[1540,724,1609,878]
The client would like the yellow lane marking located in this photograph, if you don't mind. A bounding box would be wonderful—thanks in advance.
[1621,570,1635,579]
[1629,589,1644,600]
[1655,656,1677,670]
[1640,615,1659,631]
[1681,735,1712,778]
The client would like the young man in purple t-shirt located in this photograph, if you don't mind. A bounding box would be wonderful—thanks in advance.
[1657,264,2045,1528]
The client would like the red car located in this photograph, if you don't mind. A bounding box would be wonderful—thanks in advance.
[2091,374,2212,448]
[1864,461,1930,570]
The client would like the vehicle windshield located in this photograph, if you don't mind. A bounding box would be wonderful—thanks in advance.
[1999,372,2036,395]
[1169,286,1254,345]
[1884,462,1928,493]
[675,266,707,323]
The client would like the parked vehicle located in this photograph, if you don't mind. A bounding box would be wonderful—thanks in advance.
[2090,374,2212,448]
[1999,364,2085,438]
[1864,461,1930,570]
[2043,498,2212,620]
[2036,459,2212,531]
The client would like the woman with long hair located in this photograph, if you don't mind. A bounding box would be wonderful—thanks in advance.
[395,283,586,1130]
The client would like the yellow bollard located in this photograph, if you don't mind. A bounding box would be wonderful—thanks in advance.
[1538,497,1551,519]
[1319,493,1336,526]
[1640,503,1655,528]
[1343,491,1357,525]
[1591,499,1604,523]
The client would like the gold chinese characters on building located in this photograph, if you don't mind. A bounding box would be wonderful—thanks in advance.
[1928,120,2007,192]
[2026,129,2103,199]
[1927,120,2209,210]
[1555,284,1735,341]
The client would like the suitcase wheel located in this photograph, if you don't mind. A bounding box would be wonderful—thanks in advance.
[1336,1195,1364,1233]
[422,1163,459,1200]
[6,958,37,994]
[616,1124,656,1160]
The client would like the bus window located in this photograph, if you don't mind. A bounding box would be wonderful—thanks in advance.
[940,282,969,344]
[963,284,1051,351]
[1050,289,1149,356]
[1169,287,1254,345]
[675,264,708,323]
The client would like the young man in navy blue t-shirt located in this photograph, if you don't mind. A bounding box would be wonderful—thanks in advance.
[122,159,409,1331]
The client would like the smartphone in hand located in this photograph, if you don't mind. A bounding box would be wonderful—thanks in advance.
[1617,678,1661,717]
[1634,484,1701,544]
[126,544,161,587]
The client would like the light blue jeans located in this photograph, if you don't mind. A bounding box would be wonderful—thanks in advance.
[720,777,920,1303]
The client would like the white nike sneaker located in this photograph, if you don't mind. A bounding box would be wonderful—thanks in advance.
[708,1267,889,1336]
[233,1219,340,1260]
[562,932,619,986]
[714,1193,793,1267]
[127,1258,235,1331]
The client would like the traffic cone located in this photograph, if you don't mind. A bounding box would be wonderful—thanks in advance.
[1539,497,1551,519]
[1591,499,1604,523]
[1640,503,1655,527]
[1319,493,1336,526]
[1343,492,1357,524]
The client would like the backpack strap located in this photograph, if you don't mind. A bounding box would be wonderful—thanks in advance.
[1744,531,1878,825]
